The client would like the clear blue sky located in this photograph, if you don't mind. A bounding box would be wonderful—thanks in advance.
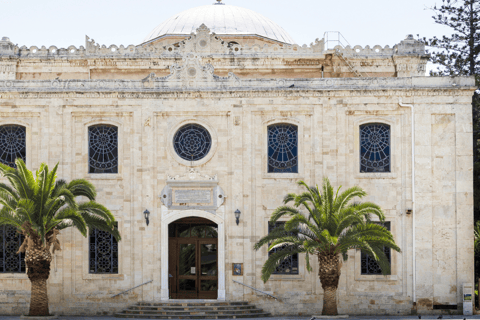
[0,0,451,49]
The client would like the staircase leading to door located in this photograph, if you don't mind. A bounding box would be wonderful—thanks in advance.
[115,301,270,319]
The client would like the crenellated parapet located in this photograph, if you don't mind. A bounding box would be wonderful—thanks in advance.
[0,29,429,80]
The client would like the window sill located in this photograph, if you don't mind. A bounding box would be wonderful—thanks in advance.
[355,274,398,281]
[85,174,123,180]
[268,273,304,281]
[0,273,28,280]
[82,273,124,280]
[262,173,303,180]
[354,172,397,179]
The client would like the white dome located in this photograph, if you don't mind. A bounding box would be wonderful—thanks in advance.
[142,3,296,45]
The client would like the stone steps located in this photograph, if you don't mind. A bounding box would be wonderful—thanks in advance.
[115,301,270,319]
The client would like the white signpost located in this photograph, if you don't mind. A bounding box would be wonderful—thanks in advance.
[463,283,473,316]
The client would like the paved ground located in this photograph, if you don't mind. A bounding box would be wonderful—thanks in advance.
[2,316,480,320]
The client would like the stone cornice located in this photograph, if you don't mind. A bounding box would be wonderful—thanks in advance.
[0,88,474,101]
[0,76,474,94]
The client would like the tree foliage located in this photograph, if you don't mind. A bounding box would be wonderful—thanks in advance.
[254,178,401,315]
[424,0,480,83]
[0,159,120,316]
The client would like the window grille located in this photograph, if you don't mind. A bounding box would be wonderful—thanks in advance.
[361,222,391,275]
[0,225,25,273]
[0,125,26,168]
[89,226,118,274]
[173,124,212,162]
[360,123,390,173]
[268,124,298,173]
[268,222,299,275]
[88,125,118,174]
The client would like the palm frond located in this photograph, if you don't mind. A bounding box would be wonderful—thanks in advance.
[78,201,115,226]
[270,206,301,223]
[0,183,19,201]
[68,179,97,200]
[260,244,305,282]
[50,208,87,236]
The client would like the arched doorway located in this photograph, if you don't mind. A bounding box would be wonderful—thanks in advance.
[168,217,218,299]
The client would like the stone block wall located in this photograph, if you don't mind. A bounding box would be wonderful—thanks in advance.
[0,79,474,316]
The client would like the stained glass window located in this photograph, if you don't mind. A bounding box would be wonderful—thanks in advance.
[0,125,26,168]
[0,225,25,273]
[268,124,298,173]
[88,125,118,174]
[268,222,299,275]
[173,124,212,162]
[360,123,390,173]
[89,227,118,274]
[361,222,391,275]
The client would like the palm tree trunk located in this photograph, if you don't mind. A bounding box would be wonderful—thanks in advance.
[318,251,341,316]
[322,286,338,315]
[26,247,52,316]
[29,277,49,316]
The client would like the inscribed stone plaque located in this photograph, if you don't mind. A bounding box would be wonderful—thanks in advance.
[174,189,211,204]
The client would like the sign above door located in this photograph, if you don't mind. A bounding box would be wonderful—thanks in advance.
[160,168,225,212]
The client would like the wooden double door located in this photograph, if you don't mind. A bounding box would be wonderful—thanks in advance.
[168,218,218,299]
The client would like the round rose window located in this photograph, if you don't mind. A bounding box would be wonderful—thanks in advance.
[173,124,212,161]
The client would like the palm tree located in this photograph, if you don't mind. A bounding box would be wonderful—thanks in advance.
[0,159,120,316]
[254,177,401,316]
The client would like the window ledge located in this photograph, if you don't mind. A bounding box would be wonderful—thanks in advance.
[82,273,124,280]
[0,273,28,280]
[85,174,123,180]
[355,274,398,281]
[262,173,303,180]
[354,172,397,179]
[268,274,304,281]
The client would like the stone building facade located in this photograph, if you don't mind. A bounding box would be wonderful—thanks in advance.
[0,1,476,316]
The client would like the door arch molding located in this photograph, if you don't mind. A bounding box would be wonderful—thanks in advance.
[161,210,225,300]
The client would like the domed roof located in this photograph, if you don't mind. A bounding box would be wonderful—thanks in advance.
[142,2,295,45]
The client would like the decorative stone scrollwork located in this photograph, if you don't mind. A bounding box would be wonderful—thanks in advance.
[167,168,218,182]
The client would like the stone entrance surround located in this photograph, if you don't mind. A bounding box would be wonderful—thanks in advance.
[160,209,226,301]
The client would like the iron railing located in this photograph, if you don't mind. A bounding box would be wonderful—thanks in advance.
[232,280,279,301]
[111,280,153,298]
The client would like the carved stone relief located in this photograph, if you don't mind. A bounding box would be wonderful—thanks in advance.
[160,168,225,213]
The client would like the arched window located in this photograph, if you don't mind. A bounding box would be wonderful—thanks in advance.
[88,125,118,174]
[268,124,298,173]
[0,125,26,168]
[360,123,390,173]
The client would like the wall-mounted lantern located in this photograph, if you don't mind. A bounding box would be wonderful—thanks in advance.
[234,209,241,225]
[144,209,150,226]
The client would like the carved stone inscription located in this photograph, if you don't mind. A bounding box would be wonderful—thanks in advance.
[174,189,211,204]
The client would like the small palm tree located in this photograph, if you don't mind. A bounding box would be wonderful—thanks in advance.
[254,177,401,315]
[0,159,120,316]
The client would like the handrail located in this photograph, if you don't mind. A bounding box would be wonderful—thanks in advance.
[112,280,153,298]
[232,280,280,301]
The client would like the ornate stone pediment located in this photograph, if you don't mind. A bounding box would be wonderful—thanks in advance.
[175,24,232,55]
[141,52,241,89]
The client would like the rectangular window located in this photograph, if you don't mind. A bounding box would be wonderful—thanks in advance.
[268,222,299,275]
[0,225,25,273]
[361,222,391,275]
[89,225,118,274]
